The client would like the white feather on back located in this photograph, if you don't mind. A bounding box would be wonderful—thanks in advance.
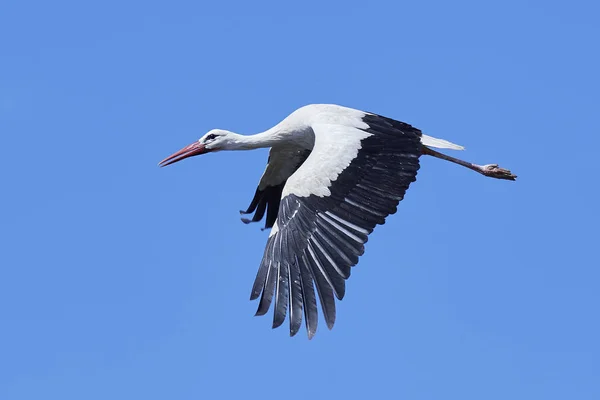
[275,105,371,198]
[282,123,371,198]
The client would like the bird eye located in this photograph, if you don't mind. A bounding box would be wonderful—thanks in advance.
[206,134,217,141]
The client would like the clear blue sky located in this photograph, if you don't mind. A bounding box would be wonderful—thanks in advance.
[1,1,599,399]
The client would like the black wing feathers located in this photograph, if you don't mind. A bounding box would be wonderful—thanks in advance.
[241,149,311,229]
[240,185,284,228]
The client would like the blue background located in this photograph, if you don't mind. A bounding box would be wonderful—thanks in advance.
[1,1,598,399]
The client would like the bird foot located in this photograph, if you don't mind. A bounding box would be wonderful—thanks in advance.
[477,164,517,181]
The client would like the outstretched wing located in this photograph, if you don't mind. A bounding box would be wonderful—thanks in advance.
[250,111,423,338]
[240,147,311,229]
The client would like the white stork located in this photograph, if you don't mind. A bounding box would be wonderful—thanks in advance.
[159,104,516,338]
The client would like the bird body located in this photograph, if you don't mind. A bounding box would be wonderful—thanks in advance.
[159,104,516,338]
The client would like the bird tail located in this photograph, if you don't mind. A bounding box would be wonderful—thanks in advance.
[421,134,465,150]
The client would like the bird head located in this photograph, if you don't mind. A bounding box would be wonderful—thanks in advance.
[158,129,235,167]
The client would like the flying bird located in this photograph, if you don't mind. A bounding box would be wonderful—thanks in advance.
[159,104,516,338]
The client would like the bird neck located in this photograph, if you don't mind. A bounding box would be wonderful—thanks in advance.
[224,129,285,150]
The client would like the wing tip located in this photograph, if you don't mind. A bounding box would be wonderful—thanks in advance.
[272,319,285,329]
[254,308,269,317]
[249,290,261,301]
[289,325,301,337]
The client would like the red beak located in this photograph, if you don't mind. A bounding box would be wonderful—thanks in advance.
[158,141,208,167]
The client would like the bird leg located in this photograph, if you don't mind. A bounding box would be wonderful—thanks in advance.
[422,146,517,181]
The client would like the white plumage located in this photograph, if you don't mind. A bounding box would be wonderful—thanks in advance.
[159,104,515,338]
[421,134,465,150]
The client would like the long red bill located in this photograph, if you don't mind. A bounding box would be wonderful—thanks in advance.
[158,141,207,167]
